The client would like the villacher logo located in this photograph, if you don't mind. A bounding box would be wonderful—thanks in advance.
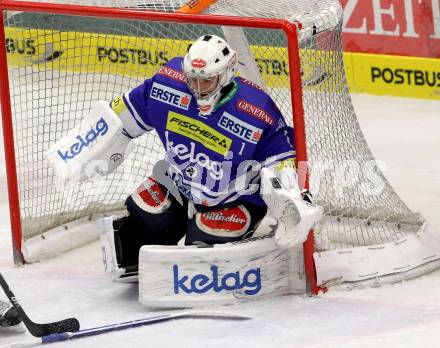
[197,206,251,237]
[202,212,246,224]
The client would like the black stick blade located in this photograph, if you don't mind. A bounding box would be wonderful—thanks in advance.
[27,318,80,337]
[0,273,80,337]
[45,318,80,334]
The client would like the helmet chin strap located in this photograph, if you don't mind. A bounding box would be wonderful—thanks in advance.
[194,76,226,116]
[196,81,238,116]
[196,91,222,116]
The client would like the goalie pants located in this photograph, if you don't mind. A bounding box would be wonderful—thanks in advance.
[115,177,267,268]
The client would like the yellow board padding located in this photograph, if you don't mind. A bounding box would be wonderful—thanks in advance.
[5,27,440,99]
[344,52,440,100]
[5,28,187,79]
[5,27,296,88]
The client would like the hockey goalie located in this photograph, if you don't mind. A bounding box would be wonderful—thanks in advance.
[47,35,323,302]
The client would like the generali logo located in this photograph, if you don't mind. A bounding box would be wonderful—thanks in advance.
[236,99,274,125]
[192,58,207,68]
[158,66,186,83]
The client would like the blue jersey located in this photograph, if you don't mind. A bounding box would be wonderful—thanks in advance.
[111,57,296,207]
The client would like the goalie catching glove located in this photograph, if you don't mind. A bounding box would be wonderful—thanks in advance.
[260,166,323,249]
[46,101,134,184]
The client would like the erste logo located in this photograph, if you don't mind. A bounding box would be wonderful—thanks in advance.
[180,95,190,107]
[150,82,192,110]
[218,112,263,144]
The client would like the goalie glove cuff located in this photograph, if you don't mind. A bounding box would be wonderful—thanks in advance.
[266,158,302,197]
[260,168,323,249]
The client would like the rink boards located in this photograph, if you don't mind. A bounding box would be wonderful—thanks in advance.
[5,27,440,100]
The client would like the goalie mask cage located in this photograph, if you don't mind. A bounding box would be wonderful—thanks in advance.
[1,0,440,292]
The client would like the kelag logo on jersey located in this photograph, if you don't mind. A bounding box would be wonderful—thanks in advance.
[165,131,224,180]
[150,82,192,110]
[218,112,262,144]
[173,264,262,295]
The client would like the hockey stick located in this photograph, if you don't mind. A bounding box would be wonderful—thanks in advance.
[177,0,331,88]
[176,0,218,14]
[0,273,80,337]
[3,311,250,347]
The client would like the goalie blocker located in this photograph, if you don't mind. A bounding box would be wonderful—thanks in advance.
[46,101,135,185]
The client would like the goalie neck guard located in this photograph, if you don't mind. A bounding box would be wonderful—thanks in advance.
[182,35,238,116]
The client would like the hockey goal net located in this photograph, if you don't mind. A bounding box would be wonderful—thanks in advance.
[1,0,439,291]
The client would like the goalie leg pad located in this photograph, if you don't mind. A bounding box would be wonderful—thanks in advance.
[138,236,306,308]
[98,177,189,281]
[96,215,152,282]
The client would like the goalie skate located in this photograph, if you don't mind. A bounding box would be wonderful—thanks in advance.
[96,217,138,282]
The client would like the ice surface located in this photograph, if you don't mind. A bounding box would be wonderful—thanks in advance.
[0,94,439,347]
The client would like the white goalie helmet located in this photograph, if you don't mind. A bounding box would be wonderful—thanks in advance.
[183,35,238,116]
